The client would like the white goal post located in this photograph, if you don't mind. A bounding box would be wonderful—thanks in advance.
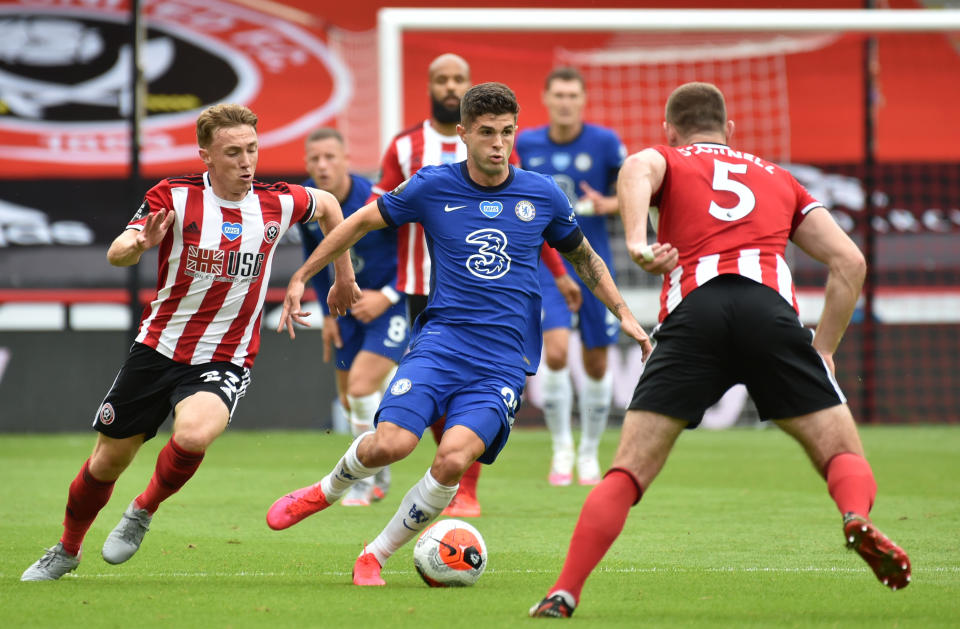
[376,7,960,152]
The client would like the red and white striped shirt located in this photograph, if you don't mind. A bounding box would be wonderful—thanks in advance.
[130,172,315,367]
[370,120,529,294]
[369,121,466,295]
[651,143,823,322]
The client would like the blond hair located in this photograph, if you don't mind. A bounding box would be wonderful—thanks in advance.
[196,104,258,148]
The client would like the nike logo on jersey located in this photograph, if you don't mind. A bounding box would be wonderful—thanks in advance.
[444,204,467,212]
[527,156,546,167]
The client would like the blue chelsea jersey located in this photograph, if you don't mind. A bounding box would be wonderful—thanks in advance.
[299,173,396,315]
[516,123,626,266]
[377,162,582,374]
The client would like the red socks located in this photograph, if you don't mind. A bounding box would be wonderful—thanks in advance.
[540,454,874,607]
[825,452,877,517]
[57,437,205,555]
[458,461,481,499]
[430,416,482,499]
[135,437,205,514]
[61,460,115,556]
[550,468,643,604]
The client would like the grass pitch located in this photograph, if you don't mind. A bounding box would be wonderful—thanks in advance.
[2,425,958,628]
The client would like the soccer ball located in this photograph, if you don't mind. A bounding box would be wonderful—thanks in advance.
[413,518,487,587]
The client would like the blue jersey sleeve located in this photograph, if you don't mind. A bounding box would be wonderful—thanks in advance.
[376,170,427,228]
[298,222,332,316]
[542,178,582,251]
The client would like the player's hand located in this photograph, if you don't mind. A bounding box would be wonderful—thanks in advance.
[628,241,679,275]
[327,279,362,317]
[578,182,616,215]
[621,315,653,362]
[321,315,342,363]
[137,208,176,251]
[350,289,391,323]
[278,279,309,339]
[554,274,582,312]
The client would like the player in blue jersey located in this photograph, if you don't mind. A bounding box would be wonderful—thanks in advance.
[266,82,652,586]
[516,67,629,486]
[298,128,407,507]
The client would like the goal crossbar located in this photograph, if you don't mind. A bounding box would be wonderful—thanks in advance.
[377,7,960,150]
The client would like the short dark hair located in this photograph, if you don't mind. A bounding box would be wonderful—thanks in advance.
[460,82,519,129]
[544,66,585,91]
[305,127,344,147]
[196,103,258,148]
[665,82,727,138]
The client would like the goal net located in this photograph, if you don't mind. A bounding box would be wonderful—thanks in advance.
[553,31,841,292]
[554,32,841,166]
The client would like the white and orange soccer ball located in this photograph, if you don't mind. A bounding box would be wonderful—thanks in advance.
[413,519,487,587]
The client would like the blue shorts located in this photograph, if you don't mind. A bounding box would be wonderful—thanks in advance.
[375,339,525,464]
[538,262,619,349]
[335,299,409,370]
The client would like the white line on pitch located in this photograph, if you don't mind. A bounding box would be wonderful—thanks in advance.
[4,565,955,580]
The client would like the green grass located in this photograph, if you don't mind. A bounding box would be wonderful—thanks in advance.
[2,426,958,628]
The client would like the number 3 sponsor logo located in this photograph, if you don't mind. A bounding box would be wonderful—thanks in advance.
[465,228,511,280]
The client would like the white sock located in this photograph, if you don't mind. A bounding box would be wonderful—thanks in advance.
[330,398,349,434]
[542,366,574,453]
[365,469,458,567]
[577,370,612,459]
[347,392,381,435]
[348,392,389,487]
[319,431,383,501]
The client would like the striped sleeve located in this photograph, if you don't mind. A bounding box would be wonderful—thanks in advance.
[126,179,172,231]
[292,185,317,224]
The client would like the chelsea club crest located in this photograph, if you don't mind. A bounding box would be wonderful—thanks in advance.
[390,378,412,396]
[515,200,536,222]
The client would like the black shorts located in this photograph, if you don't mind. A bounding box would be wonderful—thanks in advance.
[407,293,429,324]
[92,343,251,441]
[628,275,845,426]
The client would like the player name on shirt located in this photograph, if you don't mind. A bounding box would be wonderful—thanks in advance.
[677,143,776,174]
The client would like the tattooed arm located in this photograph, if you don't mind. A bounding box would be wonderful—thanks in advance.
[561,237,653,357]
